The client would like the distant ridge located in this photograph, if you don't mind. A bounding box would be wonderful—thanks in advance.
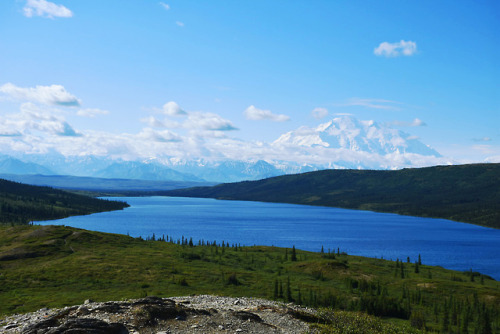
[163,163,500,229]
[0,174,216,193]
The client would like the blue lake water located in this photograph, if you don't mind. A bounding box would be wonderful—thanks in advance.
[40,196,500,280]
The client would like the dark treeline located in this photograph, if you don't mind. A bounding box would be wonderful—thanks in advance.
[0,178,129,225]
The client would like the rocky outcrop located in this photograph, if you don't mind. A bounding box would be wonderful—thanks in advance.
[1,295,317,333]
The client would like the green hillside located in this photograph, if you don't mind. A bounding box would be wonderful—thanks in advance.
[0,225,498,333]
[163,163,500,229]
[0,178,129,225]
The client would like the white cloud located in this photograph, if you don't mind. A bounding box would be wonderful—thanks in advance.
[0,127,22,137]
[0,83,81,107]
[141,116,166,128]
[23,0,73,18]
[162,101,187,116]
[185,112,238,131]
[137,128,182,143]
[392,118,427,127]
[176,21,185,27]
[311,107,328,119]
[472,137,492,142]
[159,2,170,10]
[374,40,417,57]
[77,108,109,118]
[340,98,402,110]
[244,105,290,122]
[2,102,82,137]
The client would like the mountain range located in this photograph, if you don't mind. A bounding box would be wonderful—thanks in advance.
[0,116,448,182]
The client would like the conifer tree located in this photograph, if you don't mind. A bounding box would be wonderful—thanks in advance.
[291,245,297,261]
[286,276,293,302]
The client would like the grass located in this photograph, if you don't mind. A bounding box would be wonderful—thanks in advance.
[0,225,499,333]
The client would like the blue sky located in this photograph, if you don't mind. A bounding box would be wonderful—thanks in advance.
[0,0,498,163]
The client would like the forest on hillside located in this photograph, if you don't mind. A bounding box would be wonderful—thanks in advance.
[0,178,128,225]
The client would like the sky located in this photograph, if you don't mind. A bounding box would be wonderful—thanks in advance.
[0,0,499,164]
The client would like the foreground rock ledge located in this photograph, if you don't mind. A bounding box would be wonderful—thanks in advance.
[1,295,317,333]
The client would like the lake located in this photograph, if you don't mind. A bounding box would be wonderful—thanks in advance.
[40,196,500,280]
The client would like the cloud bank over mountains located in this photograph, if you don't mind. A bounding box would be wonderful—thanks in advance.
[0,83,454,182]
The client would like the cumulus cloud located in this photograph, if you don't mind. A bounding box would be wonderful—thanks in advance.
[162,101,187,116]
[77,108,109,118]
[141,116,166,128]
[0,128,22,137]
[311,107,328,119]
[23,0,73,18]
[374,40,417,57]
[137,128,182,143]
[159,2,170,10]
[0,83,81,107]
[339,98,402,111]
[392,118,427,127]
[3,102,82,137]
[185,112,238,131]
[244,105,290,122]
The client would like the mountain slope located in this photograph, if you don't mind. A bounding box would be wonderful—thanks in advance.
[95,161,204,181]
[163,163,500,228]
[0,157,55,175]
[0,178,128,224]
[274,115,441,157]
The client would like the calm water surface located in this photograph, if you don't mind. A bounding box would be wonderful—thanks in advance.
[41,196,500,279]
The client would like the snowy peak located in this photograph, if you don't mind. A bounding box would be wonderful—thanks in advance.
[274,115,441,157]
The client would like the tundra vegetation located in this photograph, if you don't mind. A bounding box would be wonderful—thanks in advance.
[0,225,498,333]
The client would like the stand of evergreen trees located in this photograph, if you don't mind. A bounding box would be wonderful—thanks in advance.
[0,178,128,225]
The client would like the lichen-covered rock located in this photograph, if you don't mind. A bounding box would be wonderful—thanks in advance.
[1,295,316,334]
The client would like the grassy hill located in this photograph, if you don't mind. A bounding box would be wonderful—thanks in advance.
[163,163,500,229]
[0,225,498,333]
[0,178,129,225]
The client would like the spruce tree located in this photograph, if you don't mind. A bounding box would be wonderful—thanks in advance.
[291,245,297,261]
[286,276,292,302]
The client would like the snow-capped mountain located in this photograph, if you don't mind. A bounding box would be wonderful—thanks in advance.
[0,156,55,175]
[162,159,282,183]
[274,115,441,157]
[95,161,203,182]
[0,116,449,183]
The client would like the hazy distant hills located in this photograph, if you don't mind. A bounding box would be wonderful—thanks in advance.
[0,174,216,193]
[0,116,450,183]
[163,163,500,229]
